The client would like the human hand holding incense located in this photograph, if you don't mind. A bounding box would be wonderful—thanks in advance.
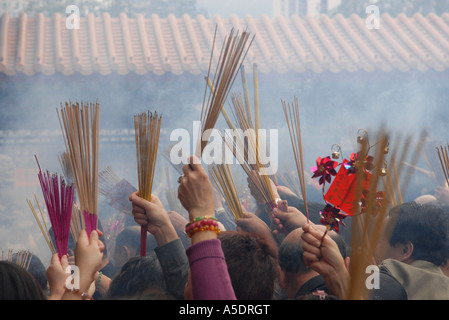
[47,253,70,300]
[178,156,217,244]
[271,205,310,235]
[301,224,349,299]
[129,192,178,246]
[61,229,104,300]
[247,174,280,205]
[178,156,215,219]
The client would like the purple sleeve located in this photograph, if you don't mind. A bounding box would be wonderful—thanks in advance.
[186,238,237,300]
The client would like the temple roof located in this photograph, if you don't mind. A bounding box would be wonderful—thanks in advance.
[0,12,448,76]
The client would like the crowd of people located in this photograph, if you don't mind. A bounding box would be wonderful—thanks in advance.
[1,154,449,301]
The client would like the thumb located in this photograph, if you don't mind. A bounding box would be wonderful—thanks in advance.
[60,254,69,270]
[50,253,61,267]
[89,230,99,244]
[130,192,151,209]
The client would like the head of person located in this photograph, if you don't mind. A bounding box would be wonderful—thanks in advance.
[278,226,349,298]
[0,261,47,300]
[105,252,167,299]
[380,201,449,266]
[112,226,157,268]
[11,251,47,293]
[218,230,278,300]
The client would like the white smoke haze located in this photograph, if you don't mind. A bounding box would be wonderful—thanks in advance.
[1,3,449,266]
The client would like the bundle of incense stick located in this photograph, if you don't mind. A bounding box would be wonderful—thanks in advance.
[276,168,303,200]
[27,195,57,255]
[35,156,74,259]
[57,101,100,237]
[70,203,84,243]
[12,250,33,271]
[346,129,427,300]
[282,97,309,222]
[134,111,162,257]
[163,166,184,214]
[58,152,74,185]
[422,139,446,186]
[59,151,84,242]
[224,89,277,213]
[198,27,254,155]
[99,166,137,216]
[380,131,427,207]
[436,144,449,187]
[209,164,244,220]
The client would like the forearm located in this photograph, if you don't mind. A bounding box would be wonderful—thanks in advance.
[61,268,95,300]
[322,268,350,299]
[95,272,111,297]
[186,239,236,300]
[151,223,179,247]
[155,238,189,300]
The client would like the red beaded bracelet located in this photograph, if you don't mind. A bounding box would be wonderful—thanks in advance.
[185,218,220,238]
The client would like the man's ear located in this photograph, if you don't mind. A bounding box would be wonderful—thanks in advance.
[278,266,286,288]
[344,256,350,272]
[400,241,414,262]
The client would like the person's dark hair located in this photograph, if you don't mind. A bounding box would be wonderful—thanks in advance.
[0,261,47,300]
[388,201,449,266]
[11,252,47,292]
[114,226,157,254]
[105,252,167,299]
[218,231,278,300]
[278,238,309,274]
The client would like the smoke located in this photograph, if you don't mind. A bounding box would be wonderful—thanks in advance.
[0,54,448,266]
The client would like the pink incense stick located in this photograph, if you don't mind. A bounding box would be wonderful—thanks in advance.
[35,155,74,260]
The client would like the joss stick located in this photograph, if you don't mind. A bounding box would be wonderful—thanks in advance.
[210,164,245,220]
[163,166,184,214]
[226,94,276,205]
[70,204,84,243]
[99,166,137,216]
[436,144,449,186]
[253,64,260,158]
[57,101,100,237]
[99,166,122,196]
[346,130,427,300]
[35,156,74,259]
[58,152,74,185]
[134,111,162,257]
[230,64,276,209]
[27,195,57,255]
[276,168,303,200]
[282,97,309,223]
[240,65,253,126]
[199,27,254,155]
[59,151,84,241]
[347,132,389,300]
[205,76,235,130]
[14,250,33,271]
